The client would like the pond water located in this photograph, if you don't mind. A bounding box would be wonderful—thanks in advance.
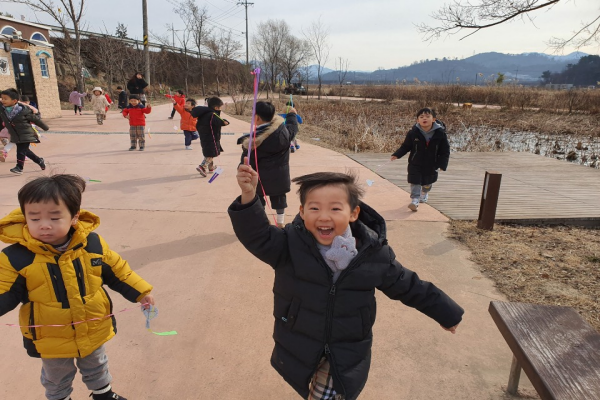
[450,128,600,169]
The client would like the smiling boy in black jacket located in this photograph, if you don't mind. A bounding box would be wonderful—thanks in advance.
[391,107,450,211]
[229,167,464,400]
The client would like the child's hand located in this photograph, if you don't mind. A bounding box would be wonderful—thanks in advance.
[237,157,258,204]
[139,294,155,310]
[441,323,459,334]
[390,156,398,161]
[224,120,230,126]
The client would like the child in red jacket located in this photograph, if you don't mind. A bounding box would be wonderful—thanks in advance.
[171,97,198,149]
[166,90,185,119]
[122,95,151,151]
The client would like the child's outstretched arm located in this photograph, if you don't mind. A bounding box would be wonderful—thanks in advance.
[377,256,463,332]
[27,113,49,131]
[0,255,26,317]
[436,134,451,172]
[228,158,289,269]
[391,130,414,161]
[95,234,154,306]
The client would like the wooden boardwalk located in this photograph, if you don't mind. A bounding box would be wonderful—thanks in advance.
[348,152,600,225]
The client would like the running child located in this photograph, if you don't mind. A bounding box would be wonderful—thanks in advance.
[191,97,229,176]
[171,97,198,150]
[0,174,155,400]
[391,107,450,211]
[229,168,463,400]
[90,87,110,125]
[0,88,49,174]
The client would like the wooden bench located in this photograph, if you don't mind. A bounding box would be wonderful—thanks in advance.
[489,301,600,399]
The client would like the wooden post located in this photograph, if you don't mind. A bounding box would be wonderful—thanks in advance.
[477,171,502,230]
[507,355,522,395]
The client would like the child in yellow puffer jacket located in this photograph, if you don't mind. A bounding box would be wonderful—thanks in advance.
[0,174,155,400]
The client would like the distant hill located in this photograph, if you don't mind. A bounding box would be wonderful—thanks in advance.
[320,52,590,84]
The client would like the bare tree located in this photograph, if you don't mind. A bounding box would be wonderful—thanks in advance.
[279,35,312,87]
[252,19,290,98]
[206,30,242,96]
[5,0,87,90]
[303,17,330,100]
[335,57,350,100]
[418,0,600,52]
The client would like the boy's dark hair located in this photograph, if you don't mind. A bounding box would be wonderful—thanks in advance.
[416,107,437,118]
[116,86,123,90]
[18,174,86,218]
[20,95,29,102]
[1,88,19,100]
[292,172,364,210]
[255,101,275,122]
[177,90,184,95]
[207,97,223,109]
[129,94,140,100]
[186,98,197,107]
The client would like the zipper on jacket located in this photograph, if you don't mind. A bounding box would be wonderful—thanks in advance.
[29,302,37,340]
[411,146,418,161]
[73,258,86,304]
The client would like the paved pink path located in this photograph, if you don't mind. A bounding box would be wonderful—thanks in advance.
[0,103,534,399]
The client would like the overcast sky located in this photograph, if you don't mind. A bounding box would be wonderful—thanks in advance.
[1,0,599,70]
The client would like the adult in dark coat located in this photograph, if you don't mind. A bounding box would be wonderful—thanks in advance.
[228,193,464,400]
[0,89,49,174]
[126,72,148,104]
[237,101,290,226]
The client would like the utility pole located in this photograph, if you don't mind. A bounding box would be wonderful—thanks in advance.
[171,23,175,47]
[142,0,150,84]
[237,0,254,65]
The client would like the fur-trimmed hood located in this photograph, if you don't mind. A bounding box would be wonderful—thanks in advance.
[240,115,285,150]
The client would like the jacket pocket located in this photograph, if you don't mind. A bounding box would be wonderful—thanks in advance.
[73,258,86,303]
[47,263,69,309]
[280,297,302,330]
[360,307,372,339]
[29,302,37,340]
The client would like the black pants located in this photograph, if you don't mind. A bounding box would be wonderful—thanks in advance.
[171,107,176,118]
[73,105,81,114]
[16,142,41,169]
[258,193,287,214]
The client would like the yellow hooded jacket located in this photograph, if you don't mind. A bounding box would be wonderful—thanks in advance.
[0,209,153,358]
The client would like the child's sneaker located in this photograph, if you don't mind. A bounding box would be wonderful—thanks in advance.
[185,146,193,150]
[295,144,300,149]
[129,147,136,151]
[196,165,207,177]
[90,384,127,400]
[38,158,46,171]
[419,192,428,203]
[10,166,23,175]
[408,198,419,212]
[139,147,144,151]
[290,146,295,153]
[208,165,217,173]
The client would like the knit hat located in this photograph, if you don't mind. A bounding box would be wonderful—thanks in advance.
[92,87,103,94]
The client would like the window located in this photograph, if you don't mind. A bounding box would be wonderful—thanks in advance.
[1,26,17,36]
[31,32,48,42]
[40,58,49,78]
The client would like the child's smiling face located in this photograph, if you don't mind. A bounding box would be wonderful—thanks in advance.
[1,94,18,107]
[129,98,140,107]
[24,199,79,246]
[184,100,194,111]
[300,185,360,246]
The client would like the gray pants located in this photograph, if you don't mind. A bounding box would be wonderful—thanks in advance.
[410,183,432,199]
[40,345,112,400]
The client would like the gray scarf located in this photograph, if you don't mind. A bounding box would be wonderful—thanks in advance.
[317,225,358,282]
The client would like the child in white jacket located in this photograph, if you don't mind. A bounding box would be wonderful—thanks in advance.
[90,87,110,125]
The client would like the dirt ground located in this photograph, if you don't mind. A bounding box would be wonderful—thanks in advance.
[448,221,600,332]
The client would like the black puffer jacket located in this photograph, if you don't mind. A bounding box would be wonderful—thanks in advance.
[0,104,49,144]
[228,196,464,399]
[284,113,299,142]
[191,106,228,158]
[392,124,450,185]
[126,78,148,95]
[237,115,290,196]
